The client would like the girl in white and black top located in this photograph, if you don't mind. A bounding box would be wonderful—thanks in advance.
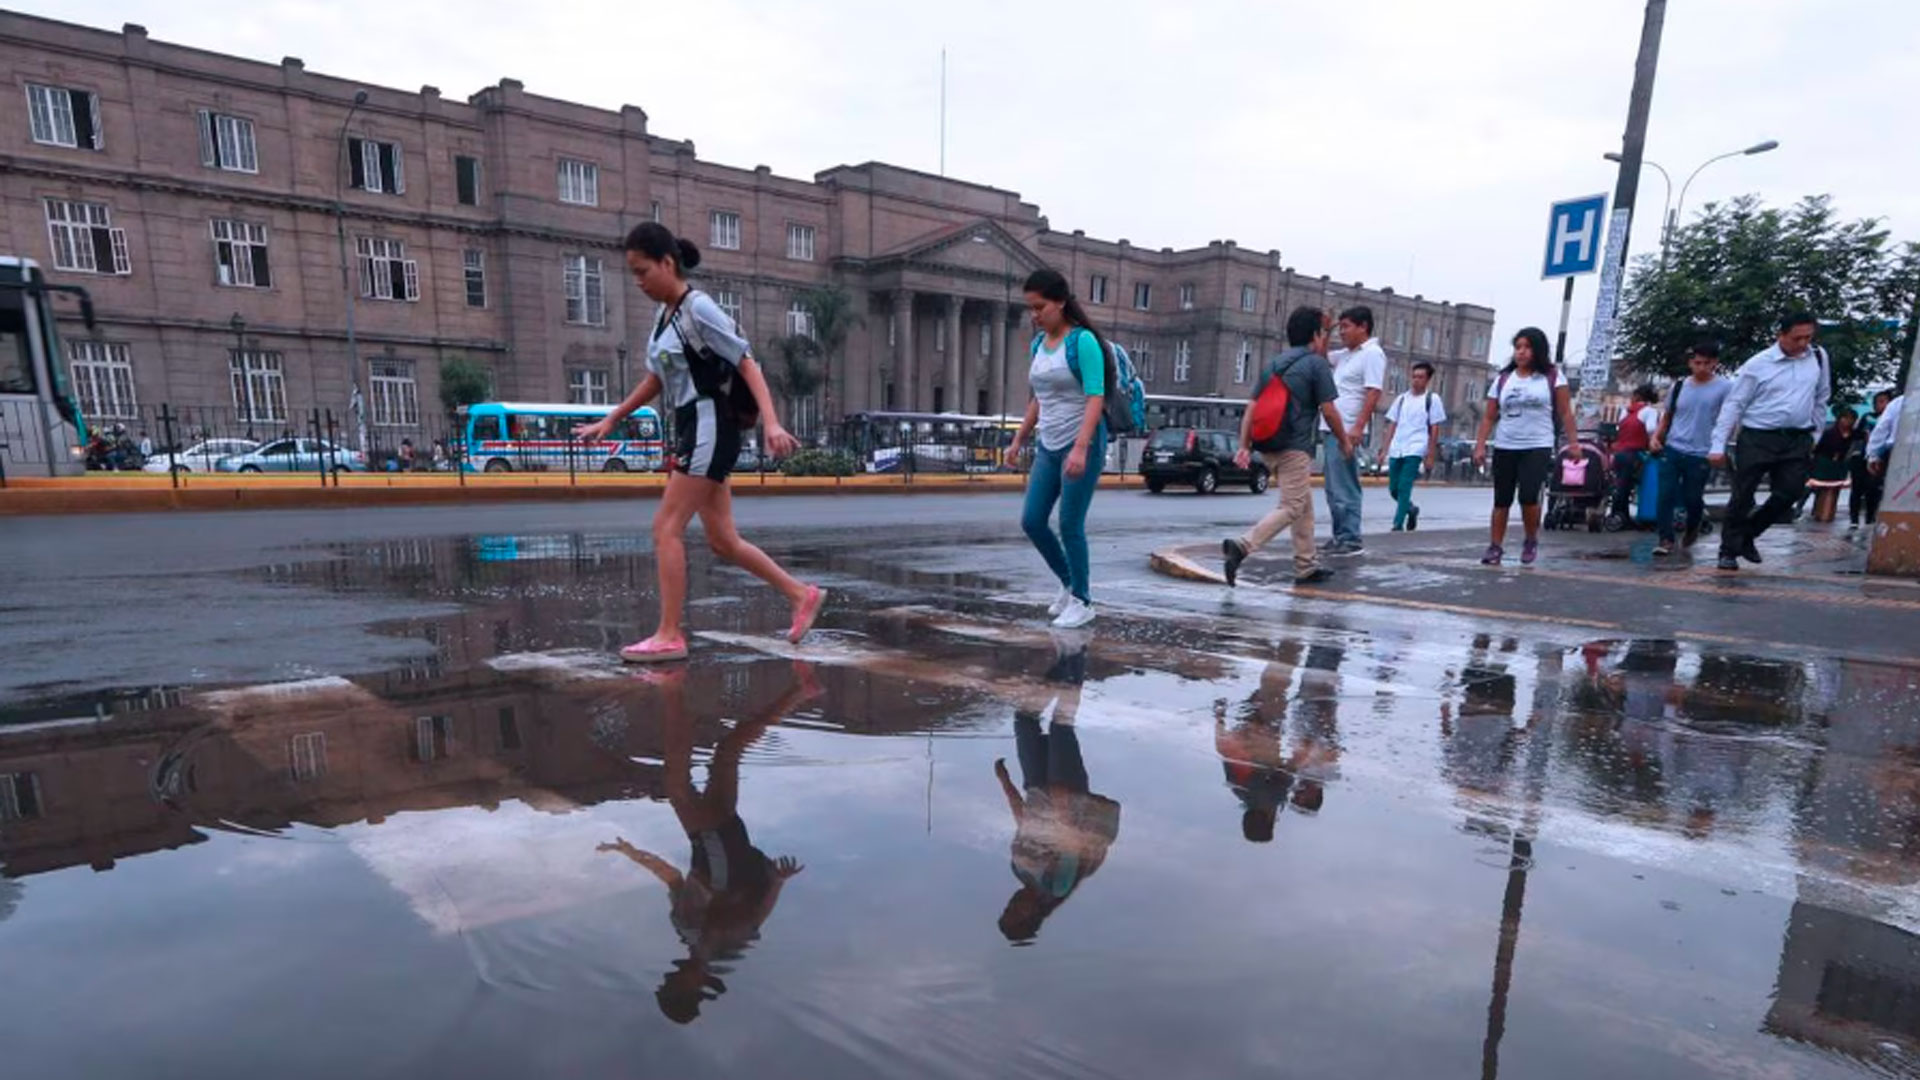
[576,223,826,663]
[1472,327,1582,566]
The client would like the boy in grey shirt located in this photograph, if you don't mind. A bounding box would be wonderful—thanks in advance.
[1650,341,1734,555]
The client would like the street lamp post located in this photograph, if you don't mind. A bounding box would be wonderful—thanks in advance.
[1608,140,1777,270]
[1674,140,1779,245]
[334,90,369,451]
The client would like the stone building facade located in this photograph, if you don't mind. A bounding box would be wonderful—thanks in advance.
[4,12,1496,444]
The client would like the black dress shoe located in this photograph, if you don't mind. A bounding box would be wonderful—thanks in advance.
[1223,539,1248,587]
[1716,555,1740,571]
[1740,538,1763,564]
[1294,566,1336,585]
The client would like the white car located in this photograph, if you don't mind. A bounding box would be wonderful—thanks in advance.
[142,438,260,473]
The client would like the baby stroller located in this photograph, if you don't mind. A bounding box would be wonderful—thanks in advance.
[1543,432,1611,531]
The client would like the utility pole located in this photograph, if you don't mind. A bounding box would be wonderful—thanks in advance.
[1578,0,1667,420]
[1867,327,1920,576]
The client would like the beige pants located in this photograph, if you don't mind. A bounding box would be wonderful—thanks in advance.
[1241,450,1318,576]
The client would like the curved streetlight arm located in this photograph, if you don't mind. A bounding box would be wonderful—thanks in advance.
[1675,141,1778,234]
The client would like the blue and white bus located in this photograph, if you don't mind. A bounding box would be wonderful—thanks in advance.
[460,401,664,473]
[0,257,92,478]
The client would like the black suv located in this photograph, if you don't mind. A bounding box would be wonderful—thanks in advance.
[1140,428,1268,495]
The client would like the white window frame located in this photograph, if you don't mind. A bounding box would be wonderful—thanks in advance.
[980,319,992,358]
[1174,340,1192,383]
[350,137,406,195]
[1133,282,1153,311]
[1133,339,1155,381]
[787,301,815,340]
[713,288,743,326]
[1089,275,1109,305]
[786,223,816,262]
[0,772,41,822]
[197,109,258,174]
[557,157,599,206]
[1179,283,1196,310]
[463,249,486,308]
[1421,325,1436,351]
[649,200,662,223]
[289,732,327,782]
[1234,338,1252,384]
[28,83,102,150]
[934,317,945,353]
[210,219,270,288]
[1241,284,1258,312]
[1393,318,1409,348]
[44,199,130,275]
[67,339,138,419]
[355,236,419,302]
[710,210,742,251]
[455,155,482,206]
[229,349,287,423]
[369,359,420,427]
[563,254,606,326]
[568,368,610,405]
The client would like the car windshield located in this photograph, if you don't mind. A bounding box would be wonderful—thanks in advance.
[1148,429,1188,450]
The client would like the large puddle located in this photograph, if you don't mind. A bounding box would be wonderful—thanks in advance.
[2,533,1919,1078]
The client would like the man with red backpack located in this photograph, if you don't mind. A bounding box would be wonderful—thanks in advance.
[1222,306,1357,587]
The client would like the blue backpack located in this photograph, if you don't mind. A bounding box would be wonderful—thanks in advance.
[1031,329,1147,435]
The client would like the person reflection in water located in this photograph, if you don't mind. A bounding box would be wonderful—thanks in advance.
[994,629,1121,944]
[598,662,821,1023]
[1215,640,1342,842]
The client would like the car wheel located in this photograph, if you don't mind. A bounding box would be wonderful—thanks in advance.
[1146,479,1165,494]
[1196,468,1217,495]
[239,465,262,473]
[1250,468,1269,495]
[603,458,629,473]
[484,458,512,473]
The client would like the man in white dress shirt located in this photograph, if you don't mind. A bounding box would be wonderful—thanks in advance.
[1868,393,1905,476]
[1709,312,1832,571]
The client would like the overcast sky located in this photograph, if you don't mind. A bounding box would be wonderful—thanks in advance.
[32,0,1920,368]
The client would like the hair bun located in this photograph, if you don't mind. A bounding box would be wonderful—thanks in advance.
[676,238,702,271]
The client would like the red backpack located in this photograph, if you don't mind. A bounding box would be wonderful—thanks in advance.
[1249,353,1307,451]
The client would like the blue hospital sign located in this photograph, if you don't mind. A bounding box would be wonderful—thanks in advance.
[1543,194,1608,278]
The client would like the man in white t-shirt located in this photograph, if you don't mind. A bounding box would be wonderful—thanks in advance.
[1376,361,1448,531]
[1320,306,1387,556]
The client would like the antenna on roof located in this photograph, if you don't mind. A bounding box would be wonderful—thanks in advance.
[939,47,947,177]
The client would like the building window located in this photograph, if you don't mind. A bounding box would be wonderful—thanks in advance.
[412,715,452,763]
[1468,331,1487,358]
[210,219,271,288]
[1133,282,1153,311]
[1174,340,1192,383]
[1420,325,1436,351]
[1179,283,1196,310]
[787,224,816,261]
[563,254,606,326]
[229,350,287,423]
[1133,340,1155,381]
[463,249,486,308]
[67,340,137,419]
[197,110,258,173]
[649,200,662,223]
[934,317,945,353]
[44,199,130,275]
[557,157,598,206]
[1393,318,1409,348]
[369,359,419,426]
[980,319,992,358]
[787,301,814,340]
[356,236,419,301]
[348,137,405,194]
[714,288,742,326]
[0,772,42,822]
[710,210,741,250]
[455,155,481,206]
[1089,275,1110,305]
[1234,338,1252,384]
[27,83,102,150]
[1241,284,1257,312]
[568,368,610,405]
[289,732,327,782]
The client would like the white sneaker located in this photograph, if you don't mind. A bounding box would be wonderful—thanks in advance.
[1046,586,1072,618]
[1051,598,1096,629]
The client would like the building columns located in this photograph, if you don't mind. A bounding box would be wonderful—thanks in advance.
[989,301,1009,419]
[892,290,914,412]
[943,298,963,414]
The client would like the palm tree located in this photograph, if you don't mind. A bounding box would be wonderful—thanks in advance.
[795,285,864,424]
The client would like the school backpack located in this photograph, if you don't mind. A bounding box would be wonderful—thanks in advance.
[1249,352,1309,452]
[665,290,760,428]
[1033,329,1146,435]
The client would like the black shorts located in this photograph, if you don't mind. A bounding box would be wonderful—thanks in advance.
[672,399,741,483]
[1492,447,1553,508]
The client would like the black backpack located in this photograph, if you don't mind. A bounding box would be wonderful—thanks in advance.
[661,290,760,427]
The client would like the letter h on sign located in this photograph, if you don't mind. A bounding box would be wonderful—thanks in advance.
[1543,194,1608,279]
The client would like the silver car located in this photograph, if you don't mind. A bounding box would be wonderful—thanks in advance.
[141,438,259,473]
[215,437,367,473]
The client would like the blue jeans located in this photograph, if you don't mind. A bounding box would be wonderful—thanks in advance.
[1656,451,1710,543]
[1322,441,1363,545]
[1388,456,1423,529]
[1023,434,1106,603]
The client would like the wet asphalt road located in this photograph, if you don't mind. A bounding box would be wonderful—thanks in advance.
[2,490,1919,1079]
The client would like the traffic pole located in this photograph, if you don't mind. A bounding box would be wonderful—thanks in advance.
[1553,278,1576,366]
[1578,0,1667,420]
[1867,329,1920,576]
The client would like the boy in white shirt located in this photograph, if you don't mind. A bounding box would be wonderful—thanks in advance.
[1376,362,1448,531]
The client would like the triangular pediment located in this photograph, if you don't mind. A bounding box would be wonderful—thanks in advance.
[880,220,1046,274]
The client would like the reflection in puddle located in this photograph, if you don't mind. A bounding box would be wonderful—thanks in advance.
[2,531,1919,1077]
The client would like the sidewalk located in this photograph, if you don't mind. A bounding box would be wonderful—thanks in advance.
[0,469,1408,515]
[1149,518,1920,662]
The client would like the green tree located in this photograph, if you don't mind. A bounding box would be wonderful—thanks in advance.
[794,285,864,422]
[438,356,493,416]
[1617,195,1918,398]
[769,335,824,421]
